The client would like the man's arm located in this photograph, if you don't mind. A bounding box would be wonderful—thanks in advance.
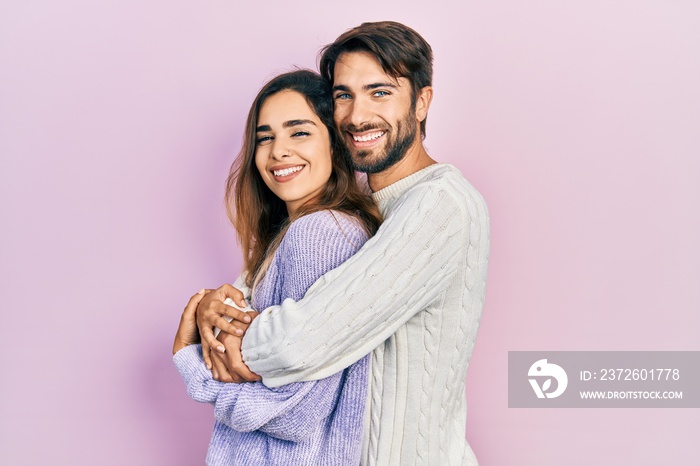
[241,182,487,386]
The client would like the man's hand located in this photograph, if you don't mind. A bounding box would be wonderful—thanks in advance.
[195,283,255,369]
[209,329,261,383]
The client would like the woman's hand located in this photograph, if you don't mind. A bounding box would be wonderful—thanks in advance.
[173,289,209,355]
[196,284,253,368]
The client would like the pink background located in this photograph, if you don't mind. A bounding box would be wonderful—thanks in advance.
[1,1,698,465]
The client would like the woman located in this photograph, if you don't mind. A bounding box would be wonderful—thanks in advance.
[172,70,381,465]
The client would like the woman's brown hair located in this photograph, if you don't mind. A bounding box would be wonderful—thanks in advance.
[225,70,382,287]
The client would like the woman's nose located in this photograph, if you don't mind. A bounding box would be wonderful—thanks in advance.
[270,139,290,160]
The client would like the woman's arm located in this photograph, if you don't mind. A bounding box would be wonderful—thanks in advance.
[174,211,369,440]
[174,344,347,442]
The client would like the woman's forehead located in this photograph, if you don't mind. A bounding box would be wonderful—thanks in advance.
[259,90,319,124]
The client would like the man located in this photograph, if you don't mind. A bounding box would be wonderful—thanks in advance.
[197,21,490,465]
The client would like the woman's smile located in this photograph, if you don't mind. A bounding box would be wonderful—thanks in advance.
[270,164,305,182]
[255,90,333,214]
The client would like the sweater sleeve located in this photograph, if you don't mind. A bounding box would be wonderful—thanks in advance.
[173,344,345,442]
[242,183,479,386]
[174,212,368,441]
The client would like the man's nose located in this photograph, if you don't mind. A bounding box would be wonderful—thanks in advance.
[346,98,371,129]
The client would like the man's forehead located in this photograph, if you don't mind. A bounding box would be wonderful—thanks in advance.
[333,51,403,87]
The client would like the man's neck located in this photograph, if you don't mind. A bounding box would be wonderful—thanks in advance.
[367,142,436,192]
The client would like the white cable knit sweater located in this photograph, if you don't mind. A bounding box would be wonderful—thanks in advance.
[241,163,490,465]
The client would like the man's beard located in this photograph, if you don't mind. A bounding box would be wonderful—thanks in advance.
[341,109,417,174]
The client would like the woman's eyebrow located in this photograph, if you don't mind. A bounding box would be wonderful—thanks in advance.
[256,120,316,132]
[283,119,316,128]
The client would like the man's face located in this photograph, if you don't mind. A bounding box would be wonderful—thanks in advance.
[332,51,418,174]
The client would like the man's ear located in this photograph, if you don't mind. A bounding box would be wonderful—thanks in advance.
[415,86,433,123]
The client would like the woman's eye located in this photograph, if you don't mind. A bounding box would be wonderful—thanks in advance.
[256,135,273,144]
[292,131,310,138]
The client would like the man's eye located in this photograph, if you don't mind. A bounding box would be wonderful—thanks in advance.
[334,93,351,100]
[373,90,389,97]
[256,135,273,144]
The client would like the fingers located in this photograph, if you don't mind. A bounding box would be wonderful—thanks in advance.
[183,289,206,317]
[198,300,252,329]
[213,315,249,337]
[199,324,224,358]
[173,290,208,355]
[196,295,227,358]
[219,302,253,324]
[227,320,249,336]
[220,332,262,383]
[215,351,259,382]
[222,312,258,336]
[201,340,213,370]
[193,284,251,368]
[230,360,262,382]
[211,351,236,383]
[218,283,248,308]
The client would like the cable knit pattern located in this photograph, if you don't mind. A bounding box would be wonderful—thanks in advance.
[174,210,370,465]
[241,164,490,465]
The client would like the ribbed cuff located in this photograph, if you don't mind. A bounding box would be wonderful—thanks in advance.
[173,344,209,386]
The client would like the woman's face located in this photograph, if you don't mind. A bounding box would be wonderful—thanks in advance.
[255,90,333,214]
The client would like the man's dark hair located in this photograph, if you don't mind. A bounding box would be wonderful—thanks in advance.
[319,21,433,139]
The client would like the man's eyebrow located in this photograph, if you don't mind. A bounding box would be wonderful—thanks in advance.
[364,82,398,91]
[332,83,399,93]
[256,120,316,132]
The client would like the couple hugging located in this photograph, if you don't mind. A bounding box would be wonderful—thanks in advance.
[172,20,490,466]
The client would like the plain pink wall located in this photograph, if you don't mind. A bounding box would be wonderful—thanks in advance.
[1,1,698,465]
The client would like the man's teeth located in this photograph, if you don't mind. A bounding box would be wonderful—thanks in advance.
[273,166,303,177]
[353,131,384,142]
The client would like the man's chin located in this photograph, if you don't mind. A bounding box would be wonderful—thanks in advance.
[349,151,384,173]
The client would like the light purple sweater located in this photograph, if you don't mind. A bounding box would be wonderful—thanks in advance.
[174,210,370,465]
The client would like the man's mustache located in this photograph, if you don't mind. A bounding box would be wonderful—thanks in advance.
[339,123,387,133]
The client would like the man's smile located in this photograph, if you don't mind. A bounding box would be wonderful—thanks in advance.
[348,130,386,148]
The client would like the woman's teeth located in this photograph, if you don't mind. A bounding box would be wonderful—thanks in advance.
[273,166,303,177]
